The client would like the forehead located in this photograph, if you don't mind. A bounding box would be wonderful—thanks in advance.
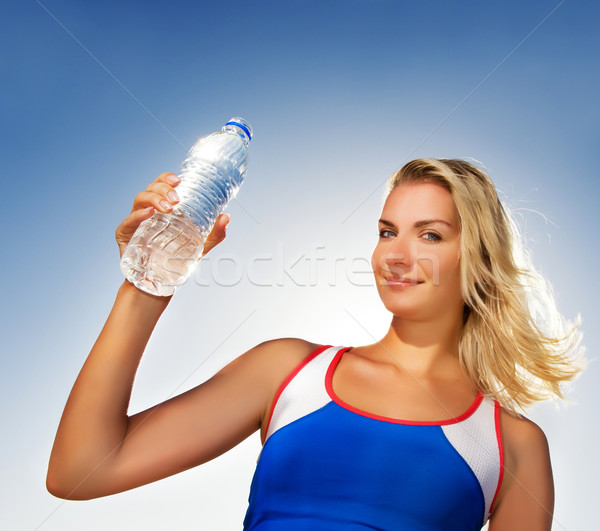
[381,183,458,224]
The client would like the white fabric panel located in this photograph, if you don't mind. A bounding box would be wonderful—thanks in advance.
[265,346,340,442]
[441,397,500,525]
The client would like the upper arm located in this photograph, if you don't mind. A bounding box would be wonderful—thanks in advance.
[80,337,317,498]
[489,413,554,530]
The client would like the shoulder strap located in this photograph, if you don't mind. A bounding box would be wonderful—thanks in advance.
[264,345,344,443]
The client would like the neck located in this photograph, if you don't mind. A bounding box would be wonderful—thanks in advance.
[376,312,464,379]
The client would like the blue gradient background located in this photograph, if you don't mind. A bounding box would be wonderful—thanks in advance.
[1,1,598,529]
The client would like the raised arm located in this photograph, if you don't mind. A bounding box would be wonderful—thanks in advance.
[47,173,316,499]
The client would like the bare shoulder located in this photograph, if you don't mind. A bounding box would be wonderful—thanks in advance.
[499,409,552,485]
[490,408,554,530]
[500,408,550,455]
[242,337,322,384]
[231,337,323,408]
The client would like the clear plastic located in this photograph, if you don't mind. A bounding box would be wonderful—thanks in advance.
[120,117,253,296]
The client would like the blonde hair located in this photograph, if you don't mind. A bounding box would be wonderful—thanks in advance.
[387,158,586,413]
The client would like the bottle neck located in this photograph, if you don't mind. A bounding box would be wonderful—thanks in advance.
[223,120,252,146]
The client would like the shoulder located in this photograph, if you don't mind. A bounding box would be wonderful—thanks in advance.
[241,338,327,438]
[499,408,550,466]
[246,337,323,369]
[236,337,324,392]
[489,407,554,530]
[212,338,323,402]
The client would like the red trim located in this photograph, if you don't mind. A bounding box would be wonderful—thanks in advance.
[325,346,484,426]
[261,344,332,444]
[489,400,505,514]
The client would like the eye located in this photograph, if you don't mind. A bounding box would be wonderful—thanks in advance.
[422,231,442,242]
[378,229,396,239]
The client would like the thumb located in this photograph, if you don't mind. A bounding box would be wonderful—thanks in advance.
[201,213,231,258]
[222,213,231,230]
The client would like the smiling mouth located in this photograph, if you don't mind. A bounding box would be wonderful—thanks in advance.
[384,277,423,287]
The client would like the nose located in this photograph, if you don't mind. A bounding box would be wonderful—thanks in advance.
[382,234,415,275]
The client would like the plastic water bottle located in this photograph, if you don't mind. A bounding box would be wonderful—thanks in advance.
[120,117,253,296]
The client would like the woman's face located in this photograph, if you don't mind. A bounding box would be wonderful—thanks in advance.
[371,182,464,322]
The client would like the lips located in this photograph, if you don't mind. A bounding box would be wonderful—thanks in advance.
[384,276,423,287]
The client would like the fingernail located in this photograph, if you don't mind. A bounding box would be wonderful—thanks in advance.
[167,191,180,203]
[160,200,173,210]
[166,174,180,185]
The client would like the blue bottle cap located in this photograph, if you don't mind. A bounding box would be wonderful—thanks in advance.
[224,117,253,143]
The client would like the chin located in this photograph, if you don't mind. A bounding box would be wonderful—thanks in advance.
[381,301,425,320]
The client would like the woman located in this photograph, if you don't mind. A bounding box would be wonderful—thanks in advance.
[47,159,585,530]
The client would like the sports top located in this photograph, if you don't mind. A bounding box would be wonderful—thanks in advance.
[243,345,504,530]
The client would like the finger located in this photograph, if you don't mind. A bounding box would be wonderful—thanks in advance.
[129,173,181,213]
[118,206,155,235]
[132,190,179,214]
[201,214,231,257]
[146,181,181,203]
[154,172,181,187]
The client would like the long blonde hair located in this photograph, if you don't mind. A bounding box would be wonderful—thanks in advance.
[387,158,586,413]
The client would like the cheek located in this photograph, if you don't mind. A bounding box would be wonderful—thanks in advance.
[420,251,460,284]
[438,255,462,291]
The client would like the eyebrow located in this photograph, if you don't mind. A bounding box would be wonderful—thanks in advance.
[378,218,452,229]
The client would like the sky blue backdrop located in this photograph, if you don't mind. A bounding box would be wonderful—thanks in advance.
[2,1,598,529]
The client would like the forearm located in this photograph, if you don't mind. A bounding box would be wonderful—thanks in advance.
[47,280,171,497]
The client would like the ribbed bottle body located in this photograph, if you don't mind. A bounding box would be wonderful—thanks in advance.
[120,211,206,296]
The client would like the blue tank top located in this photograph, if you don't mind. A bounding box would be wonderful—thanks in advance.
[243,345,504,530]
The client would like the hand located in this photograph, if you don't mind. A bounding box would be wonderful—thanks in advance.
[115,172,231,259]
